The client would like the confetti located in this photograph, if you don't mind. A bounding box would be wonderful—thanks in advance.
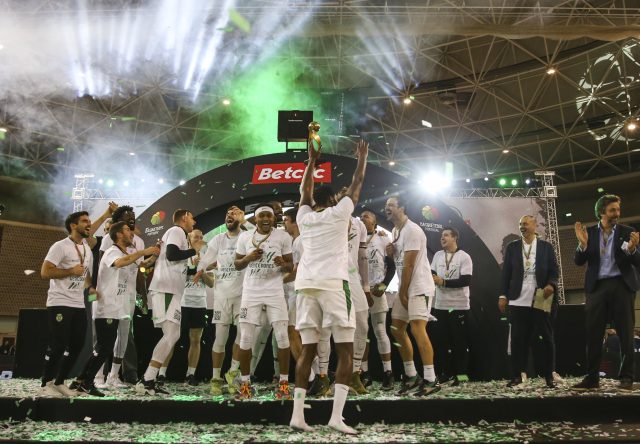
[393,342,402,348]
[23,270,36,275]
[83,416,91,422]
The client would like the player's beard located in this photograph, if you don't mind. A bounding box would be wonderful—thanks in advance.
[226,220,240,232]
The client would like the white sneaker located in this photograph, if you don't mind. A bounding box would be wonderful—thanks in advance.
[106,374,128,389]
[38,381,64,398]
[328,419,358,435]
[553,372,563,383]
[54,382,79,397]
[94,376,108,389]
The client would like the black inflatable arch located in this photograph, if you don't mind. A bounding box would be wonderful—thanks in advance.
[137,152,508,380]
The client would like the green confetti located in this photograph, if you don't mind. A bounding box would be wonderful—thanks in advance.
[229,9,251,33]
[56,147,65,151]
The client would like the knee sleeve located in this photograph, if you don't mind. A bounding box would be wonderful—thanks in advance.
[238,323,256,350]
[151,322,180,363]
[372,313,391,355]
[272,321,290,349]
[113,320,130,359]
[213,324,230,354]
[355,310,369,341]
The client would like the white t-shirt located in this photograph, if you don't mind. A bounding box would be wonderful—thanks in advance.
[94,246,134,319]
[182,256,208,308]
[284,235,303,299]
[366,231,389,286]
[295,198,353,291]
[348,217,367,287]
[44,237,93,309]
[510,239,537,307]
[393,219,435,297]
[432,249,473,310]
[198,232,244,300]
[237,228,292,300]
[148,226,191,296]
[100,233,145,258]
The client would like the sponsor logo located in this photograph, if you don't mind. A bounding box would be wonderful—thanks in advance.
[419,221,444,233]
[55,313,63,322]
[421,205,440,221]
[151,211,166,225]
[251,162,332,184]
[145,225,164,235]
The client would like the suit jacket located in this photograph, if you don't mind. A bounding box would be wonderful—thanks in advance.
[501,238,559,301]
[574,224,640,293]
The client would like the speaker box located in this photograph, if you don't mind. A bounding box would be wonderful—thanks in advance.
[277,110,313,142]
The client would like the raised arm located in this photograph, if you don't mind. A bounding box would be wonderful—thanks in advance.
[299,139,320,208]
[343,140,369,206]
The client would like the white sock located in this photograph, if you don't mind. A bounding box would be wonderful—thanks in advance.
[212,368,221,380]
[330,384,350,423]
[292,388,306,422]
[403,361,417,378]
[361,361,368,372]
[187,367,196,377]
[280,374,289,383]
[109,363,121,378]
[308,368,316,383]
[158,366,167,377]
[382,360,392,372]
[144,366,159,381]
[424,365,436,382]
[311,356,319,375]
[230,359,240,371]
[241,374,250,383]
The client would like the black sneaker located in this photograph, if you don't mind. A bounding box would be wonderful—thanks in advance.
[361,371,372,388]
[414,378,441,397]
[78,382,105,397]
[185,375,198,386]
[68,380,81,391]
[307,375,321,396]
[545,377,557,389]
[396,374,422,395]
[156,375,166,387]
[154,381,170,395]
[381,371,395,391]
[135,379,156,395]
[506,377,523,388]
[571,377,599,391]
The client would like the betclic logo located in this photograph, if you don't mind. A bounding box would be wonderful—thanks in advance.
[251,162,332,184]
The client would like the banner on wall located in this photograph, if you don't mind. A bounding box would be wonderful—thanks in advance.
[440,197,547,265]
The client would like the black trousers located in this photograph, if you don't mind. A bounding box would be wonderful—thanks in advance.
[509,305,555,379]
[42,306,87,385]
[80,318,120,383]
[431,308,470,377]
[585,277,636,381]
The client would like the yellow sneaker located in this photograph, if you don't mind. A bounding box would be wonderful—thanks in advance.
[210,378,224,396]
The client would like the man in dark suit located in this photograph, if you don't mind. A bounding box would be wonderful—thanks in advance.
[498,215,558,388]
[573,194,640,391]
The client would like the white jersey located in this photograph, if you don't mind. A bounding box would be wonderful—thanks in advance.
[393,220,435,297]
[284,235,303,299]
[182,256,207,308]
[432,249,473,310]
[295,198,353,291]
[510,238,538,307]
[198,232,244,299]
[365,231,389,286]
[44,237,93,309]
[348,217,367,287]
[237,228,292,301]
[148,226,190,296]
[94,246,135,319]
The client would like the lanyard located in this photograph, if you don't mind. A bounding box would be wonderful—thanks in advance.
[70,237,86,266]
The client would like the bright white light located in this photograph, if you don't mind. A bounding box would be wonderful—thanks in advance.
[484,177,489,181]
[421,120,432,128]
[420,171,451,194]
[403,97,412,105]
[546,67,557,75]
[158,178,164,184]
[502,149,510,154]
[0,44,4,50]
[388,161,395,166]
[106,179,114,187]
[627,122,637,131]
[0,128,7,133]
[465,178,471,183]
[123,180,130,187]
[179,180,186,185]
[129,152,136,156]
[565,212,572,217]
[222,98,231,106]
[98,179,104,184]
[525,178,531,185]
[487,171,494,175]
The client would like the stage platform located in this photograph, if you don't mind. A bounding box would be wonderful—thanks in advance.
[1,378,640,442]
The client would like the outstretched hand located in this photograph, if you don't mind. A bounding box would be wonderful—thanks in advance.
[574,222,588,249]
[354,140,369,159]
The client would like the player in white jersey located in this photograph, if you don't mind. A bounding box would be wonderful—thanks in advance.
[282,207,303,361]
[290,139,368,435]
[96,205,156,389]
[181,229,214,386]
[360,210,396,390]
[195,206,247,395]
[136,209,204,395]
[430,226,473,386]
[72,222,160,396]
[234,204,293,399]
[385,195,439,397]
[39,211,98,398]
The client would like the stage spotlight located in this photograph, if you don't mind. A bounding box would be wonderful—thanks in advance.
[98,179,104,184]
[465,178,471,183]
[511,179,518,187]
[403,96,412,105]
[0,128,7,133]
[106,179,114,187]
[484,177,489,181]
[525,178,531,185]
[498,178,507,187]
[388,161,395,166]
[179,179,186,185]
[565,212,572,217]
[421,171,451,194]
[222,98,231,106]
[597,187,604,193]
[546,67,557,75]
[627,122,637,131]
[123,180,130,187]
[129,152,136,156]
[502,149,510,154]
[158,178,164,184]
[421,120,432,128]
